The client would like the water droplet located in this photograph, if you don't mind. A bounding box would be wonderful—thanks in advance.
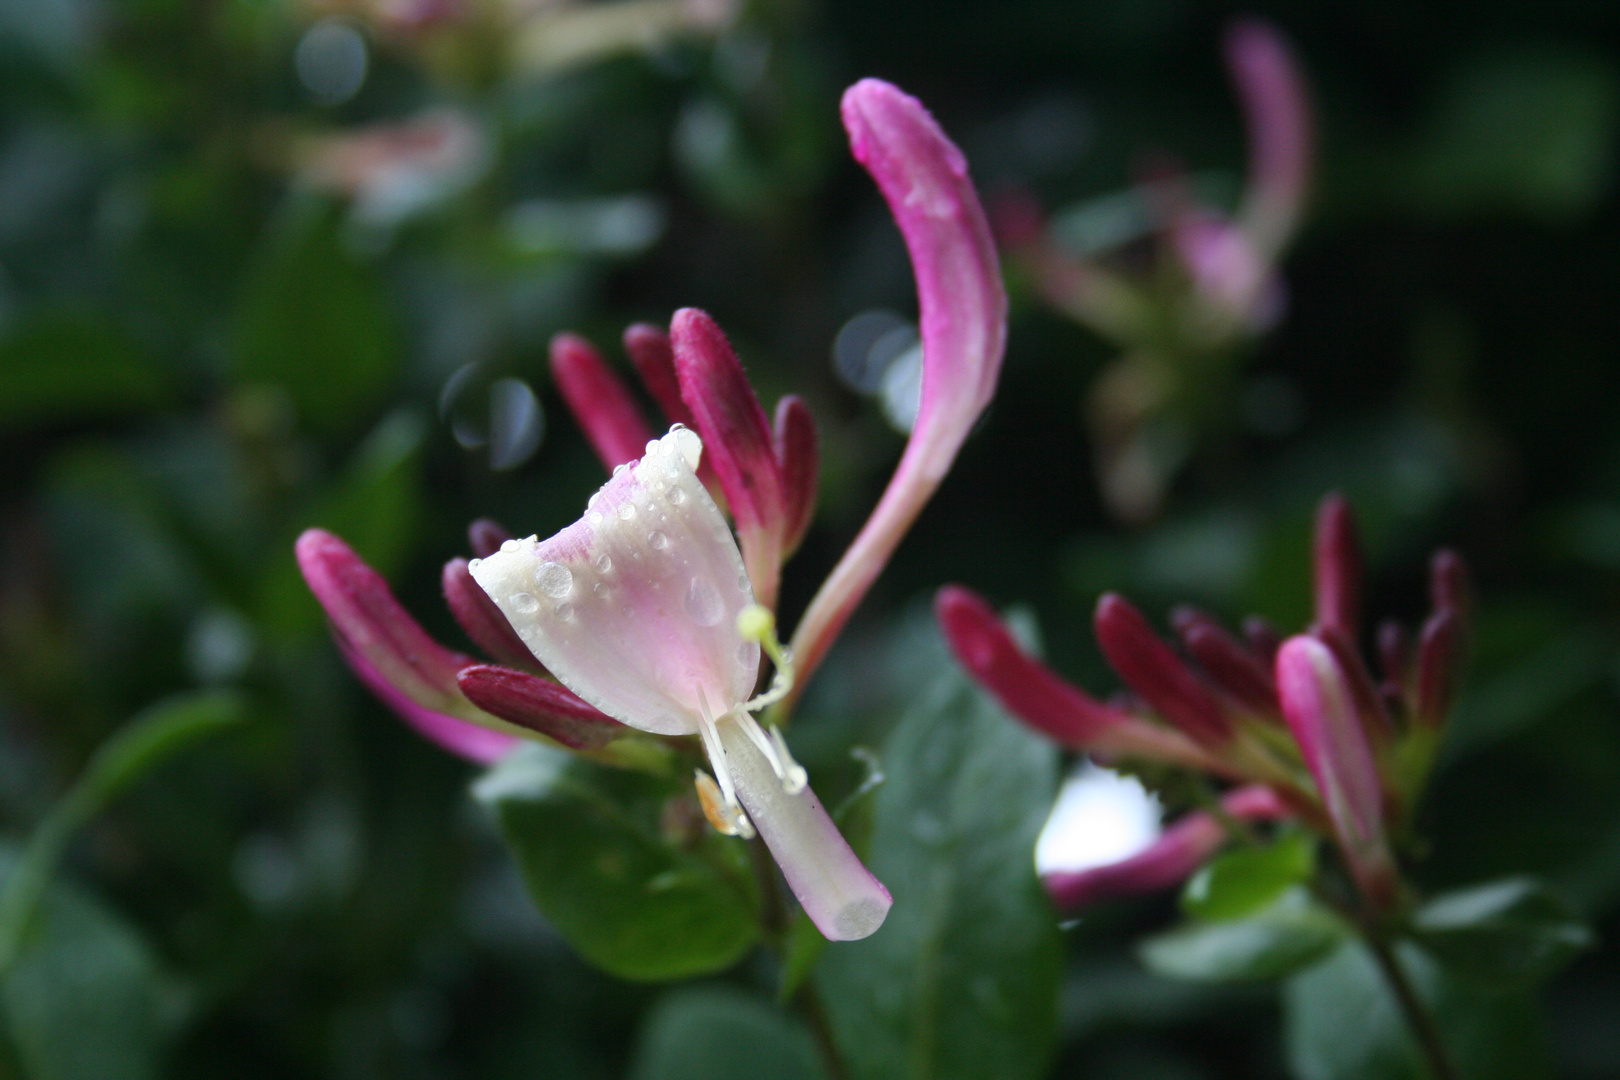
[468,558,482,570]
[594,553,612,573]
[613,463,628,477]
[685,578,724,627]
[617,503,636,521]
[648,531,670,551]
[738,641,756,665]
[668,487,686,505]
[500,539,519,553]
[587,492,601,510]
[737,573,750,592]
[645,439,660,456]
[594,582,610,599]
[588,511,604,525]
[535,562,573,599]
[555,601,575,620]
[512,592,539,614]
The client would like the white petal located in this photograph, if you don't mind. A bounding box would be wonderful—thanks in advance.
[470,428,760,736]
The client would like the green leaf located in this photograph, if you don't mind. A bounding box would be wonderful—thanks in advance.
[1410,877,1593,984]
[233,198,398,429]
[1140,887,1347,984]
[476,744,760,982]
[0,690,245,972]
[815,636,1062,1080]
[1284,939,1552,1080]
[0,308,172,430]
[777,911,826,1004]
[629,985,827,1080]
[1181,832,1316,921]
[0,853,186,1080]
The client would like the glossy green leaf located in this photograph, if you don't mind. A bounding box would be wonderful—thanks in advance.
[1181,833,1316,922]
[816,638,1062,1080]
[629,985,826,1080]
[1141,888,1347,984]
[476,744,760,982]
[0,308,172,430]
[1285,938,1552,1080]
[233,198,398,429]
[1410,877,1593,984]
[0,854,185,1080]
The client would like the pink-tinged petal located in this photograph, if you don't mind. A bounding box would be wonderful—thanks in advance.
[1172,606,1279,718]
[1415,609,1462,728]
[1094,594,1232,746]
[469,428,759,736]
[1226,17,1313,259]
[550,332,654,471]
[337,639,518,764]
[936,587,1216,768]
[773,395,819,557]
[718,717,890,940]
[1312,493,1362,640]
[468,518,513,559]
[624,323,695,429]
[1275,636,1395,905]
[443,557,544,673]
[670,308,786,606]
[1168,211,1276,328]
[296,528,472,717]
[457,664,626,750]
[1044,785,1290,910]
[787,80,1007,697]
[1314,625,1393,744]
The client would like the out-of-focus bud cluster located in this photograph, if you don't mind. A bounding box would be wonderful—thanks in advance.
[940,493,1470,917]
[999,18,1312,522]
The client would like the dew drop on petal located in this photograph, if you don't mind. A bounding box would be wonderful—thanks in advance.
[500,539,519,553]
[685,578,724,627]
[512,592,539,614]
[594,553,612,573]
[588,511,604,525]
[535,561,573,599]
[555,601,574,620]
[618,503,636,521]
[737,573,750,592]
[594,582,610,599]
[669,487,687,505]
[645,439,660,456]
[648,530,670,551]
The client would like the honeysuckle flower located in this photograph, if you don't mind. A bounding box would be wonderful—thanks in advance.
[938,492,1470,912]
[469,427,891,941]
[996,18,1312,522]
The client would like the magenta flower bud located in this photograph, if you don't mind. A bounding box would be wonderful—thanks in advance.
[937,587,1214,768]
[773,395,819,558]
[470,428,890,940]
[1416,609,1462,728]
[1312,493,1362,640]
[1275,635,1396,906]
[1243,615,1282,663]
[670,308,788,609]
[296,528,523,763]
[788,79,1007,697]
[1172,606,1279,718]
[549,332,654,472]
[1429,549,1470,617]
[623,322,697,431]
[1376,619,1411,689]
[468,518,513,559]
[457,665,626,751]
[1225,17,1313,261]
[1094,594,1232,746]
[443,557,545,673]
[1044,785,1290,910]
[1314,625,1393,744]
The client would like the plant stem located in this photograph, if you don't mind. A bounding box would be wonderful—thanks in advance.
[1365,932,1458,1080]
[795,979,849,1080]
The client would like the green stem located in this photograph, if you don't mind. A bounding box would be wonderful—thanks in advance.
[1364,931,1458,1080]
[0,691,242,972]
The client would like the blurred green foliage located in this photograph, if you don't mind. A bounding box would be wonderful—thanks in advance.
[0,0,1617,1077]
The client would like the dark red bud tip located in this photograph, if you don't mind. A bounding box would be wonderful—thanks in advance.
[623,322,695,430]
[467,518,512,560]
[549,332,654,472]
[457,665,625,750]
[442,558,544,673]
[1181,619,1279,718]
[1416,609,1463,727]
[670,308,783,534]
[936,586,1127,748]
[774,395,819,556]
[1243,615,1282,661]
[1429,549,1471,618]
[1376,619,1410,689]
[1094,593,1231,745]
[1313,492,1363,639]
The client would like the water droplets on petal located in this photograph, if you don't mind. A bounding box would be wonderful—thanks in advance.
[511,591,539,614]
[535,561,573,599]
[649,531,670,551]
[686,577,725,627]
